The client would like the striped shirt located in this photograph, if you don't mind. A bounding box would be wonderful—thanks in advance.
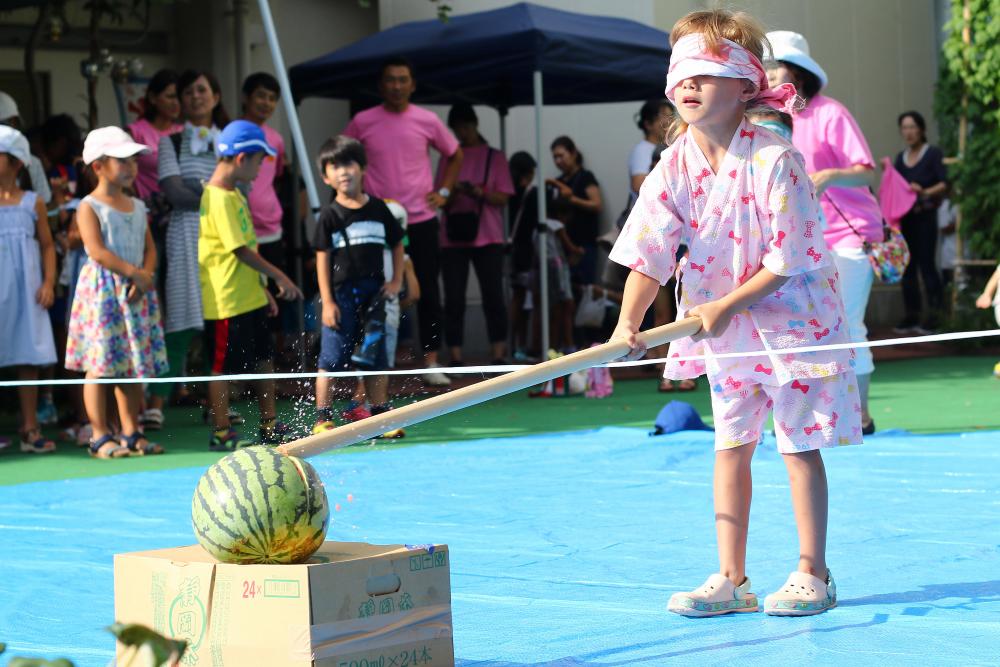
[157,127,218,333]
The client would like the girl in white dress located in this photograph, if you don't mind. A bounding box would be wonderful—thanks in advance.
[0,126,57,453]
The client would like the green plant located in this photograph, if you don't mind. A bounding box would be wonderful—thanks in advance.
[108,623,187,666]
[936,0,1000,261]
[0,623,187,667]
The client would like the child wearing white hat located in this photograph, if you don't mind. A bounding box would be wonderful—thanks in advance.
[0,125,58,453]
[64,126,168,458]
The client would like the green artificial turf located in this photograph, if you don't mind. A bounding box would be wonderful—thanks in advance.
[1,355,998,486]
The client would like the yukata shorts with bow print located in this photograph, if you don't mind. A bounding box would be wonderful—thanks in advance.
[709,372,864,454]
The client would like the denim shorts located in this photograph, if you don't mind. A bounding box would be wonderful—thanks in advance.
[318,278,387,371]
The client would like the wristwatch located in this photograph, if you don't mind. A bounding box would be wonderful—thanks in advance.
[437,187,451,198]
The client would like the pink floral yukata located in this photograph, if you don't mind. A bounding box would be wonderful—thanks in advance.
[609,119,862,453]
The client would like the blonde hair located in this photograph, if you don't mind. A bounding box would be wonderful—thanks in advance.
[667,9,770,142]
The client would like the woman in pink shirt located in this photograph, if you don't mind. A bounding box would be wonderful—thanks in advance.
[127,69,182,201]
[437,104,514,365]
[767,30,880,436]
[240,73,286,268]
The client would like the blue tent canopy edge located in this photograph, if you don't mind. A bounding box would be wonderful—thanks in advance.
[289,2,671,109]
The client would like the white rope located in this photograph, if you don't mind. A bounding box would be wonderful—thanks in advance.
[1,328,997,387]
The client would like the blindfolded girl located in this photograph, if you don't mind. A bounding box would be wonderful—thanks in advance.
[609,9,861,617]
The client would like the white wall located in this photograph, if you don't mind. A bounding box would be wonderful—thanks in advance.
[172,0,378,187]
[656,0,942,166]
[0,3,175,129]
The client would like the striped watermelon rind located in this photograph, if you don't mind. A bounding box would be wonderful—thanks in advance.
[191,446,330,564]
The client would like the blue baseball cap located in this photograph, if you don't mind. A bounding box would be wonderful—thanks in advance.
[651,400,714,436]
[216,119,276,158]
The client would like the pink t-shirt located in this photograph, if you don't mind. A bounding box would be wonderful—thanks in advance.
[127,118,182,199]
[247,123,286,243]
[436,144,514,247]
[344,104,460,224]
[610,120,853,387]
[791,95,882,250]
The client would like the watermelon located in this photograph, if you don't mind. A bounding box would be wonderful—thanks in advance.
[191,446,329,564]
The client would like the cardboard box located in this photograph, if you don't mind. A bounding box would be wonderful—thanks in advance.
[114,541,453,666]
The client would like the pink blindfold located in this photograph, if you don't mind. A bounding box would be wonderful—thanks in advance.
[665,34,800,115]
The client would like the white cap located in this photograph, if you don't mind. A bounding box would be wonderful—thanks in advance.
[82,126,150,165]
[0,91,19,122]
[765,31,828,90]
[0,125,31,165]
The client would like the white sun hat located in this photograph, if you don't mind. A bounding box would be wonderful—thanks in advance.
[82,126,150,165]
[0,91,20,122]
[0,125,31,165]
[765,30,828,91]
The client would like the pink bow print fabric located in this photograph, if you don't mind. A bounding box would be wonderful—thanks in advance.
[608,119,855,390]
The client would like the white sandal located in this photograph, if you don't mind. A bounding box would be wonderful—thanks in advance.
[667,573,758,617]
[763,570,837,616]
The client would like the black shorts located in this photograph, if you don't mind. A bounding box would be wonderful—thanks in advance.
[203,307,272,375]
[258,240,286,295]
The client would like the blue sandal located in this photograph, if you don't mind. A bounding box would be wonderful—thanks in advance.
[89,434,129,459]
[120,432,164,456]
[20,428,56,454]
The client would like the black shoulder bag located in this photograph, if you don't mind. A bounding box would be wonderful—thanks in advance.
[445,147,493,243]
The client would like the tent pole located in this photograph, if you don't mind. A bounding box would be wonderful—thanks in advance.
[499,108,507,155]
[256,0,322,216]
[534,70,549,356]
[257,0,321,345]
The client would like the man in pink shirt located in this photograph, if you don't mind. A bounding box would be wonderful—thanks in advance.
[344,57,463,386]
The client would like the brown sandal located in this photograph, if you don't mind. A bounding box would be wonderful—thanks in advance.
[677,379,698,392]
[89,434,129,459]
[121,432,164,455]
[658,378,675,392]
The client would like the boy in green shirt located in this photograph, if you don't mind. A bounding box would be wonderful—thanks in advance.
[199,119,302,450]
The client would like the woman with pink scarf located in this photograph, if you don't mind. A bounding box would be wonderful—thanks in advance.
[766,30,880,436]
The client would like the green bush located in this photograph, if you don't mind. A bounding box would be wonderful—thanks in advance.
[936,0,1000,261]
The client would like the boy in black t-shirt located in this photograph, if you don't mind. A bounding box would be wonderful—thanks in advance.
[312,136,404,433]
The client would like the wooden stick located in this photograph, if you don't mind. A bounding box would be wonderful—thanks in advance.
[278,317,702,459]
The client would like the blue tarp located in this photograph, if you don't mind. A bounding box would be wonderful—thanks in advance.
[2,427,999,665]
[289,2,671,109]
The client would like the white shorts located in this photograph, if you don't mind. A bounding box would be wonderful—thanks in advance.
[832,247,875,376]
[711,372,863,453]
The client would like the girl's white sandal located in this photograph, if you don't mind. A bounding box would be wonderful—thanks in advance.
[763,570,837,616]
[667,573,759,617]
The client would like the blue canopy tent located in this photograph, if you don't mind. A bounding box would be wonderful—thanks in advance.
[265,1,671,353]
[288,3,671,111]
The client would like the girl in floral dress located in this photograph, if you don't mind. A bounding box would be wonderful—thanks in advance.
[610,10,861,617]
[66,127,168,458]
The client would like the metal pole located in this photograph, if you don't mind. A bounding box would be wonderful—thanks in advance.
[499,108,507,154]
[499,107,509,239]
[533,70,549,355]
[255,0,322,216]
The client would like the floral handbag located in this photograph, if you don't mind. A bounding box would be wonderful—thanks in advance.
[824,194,910,284]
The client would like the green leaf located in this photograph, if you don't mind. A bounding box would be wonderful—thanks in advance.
[934,0,1000,261]
[107,623,187,667]
[7,658,74,667]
